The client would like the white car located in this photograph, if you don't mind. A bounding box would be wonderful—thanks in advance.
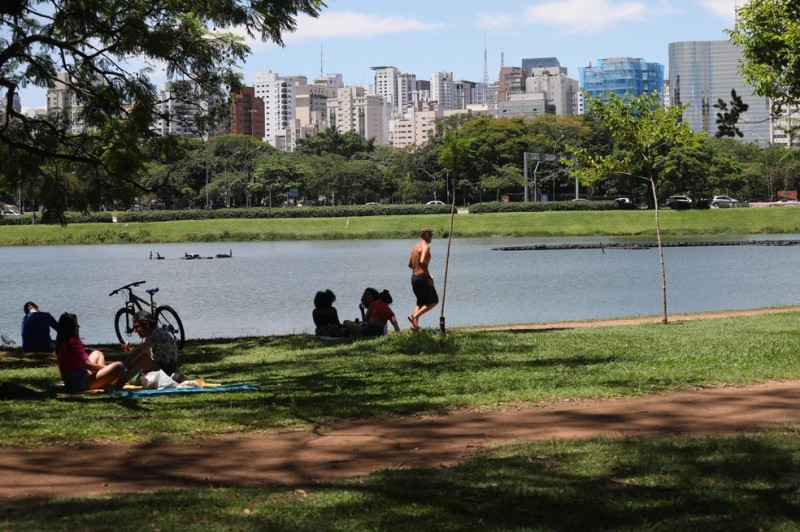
[426,200,445,205]
[711,195,739,208]
[1,209,21,216]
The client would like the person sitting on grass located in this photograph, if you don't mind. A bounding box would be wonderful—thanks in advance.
[118,310,179,386]
[343,288,400,337]
[55,312,125,393]
[21,301,58,352]
[313,289,344,337]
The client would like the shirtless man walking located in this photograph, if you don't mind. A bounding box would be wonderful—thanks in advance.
[407,228,439,331]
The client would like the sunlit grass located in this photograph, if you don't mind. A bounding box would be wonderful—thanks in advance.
[2,312,799,447]
[1,208,799,246]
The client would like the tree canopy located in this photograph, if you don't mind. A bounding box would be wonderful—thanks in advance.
[727,0,800,114]
[0,0,324,219]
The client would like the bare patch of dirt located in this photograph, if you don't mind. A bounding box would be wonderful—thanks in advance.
[2,307,799,505]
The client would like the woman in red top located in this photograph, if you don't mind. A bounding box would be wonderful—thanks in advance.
[55,313,125,392]
[343,288,400,337]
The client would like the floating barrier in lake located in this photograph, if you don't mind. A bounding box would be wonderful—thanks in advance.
[492,240,800,251]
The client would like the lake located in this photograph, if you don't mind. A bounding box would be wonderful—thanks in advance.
[2,236,799,345]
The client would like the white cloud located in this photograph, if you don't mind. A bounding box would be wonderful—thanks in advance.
[235,10,444,52]
[522,0,648,33]
[696,0,741,24]
[288,11,443,40]
[476,12,516,31]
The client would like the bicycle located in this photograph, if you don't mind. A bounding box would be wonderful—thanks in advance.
[109,280,186,348]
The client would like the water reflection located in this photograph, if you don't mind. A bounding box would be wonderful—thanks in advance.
[1,236,799,345]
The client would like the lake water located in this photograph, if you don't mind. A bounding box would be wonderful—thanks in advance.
[2,236,799,345]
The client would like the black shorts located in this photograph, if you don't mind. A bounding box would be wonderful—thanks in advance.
[411,275,439,307]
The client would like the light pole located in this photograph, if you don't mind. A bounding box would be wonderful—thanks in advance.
[240,145,265,208]
[748,132,772,201]
[551,135,565,201]
[417,167,438,202]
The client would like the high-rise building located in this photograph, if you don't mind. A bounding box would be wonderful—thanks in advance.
[431,72,454,110]
[225,87,265,139]
[155,79,217,138]
[497,66,524,103]
[253,70,296,149]
[669,40,771,145]
[47,72,88,134]
[525,65,579,116]
[579,57,664,103]
[372,66,403,118]
[521,57,563,76]
[327,86,387,145]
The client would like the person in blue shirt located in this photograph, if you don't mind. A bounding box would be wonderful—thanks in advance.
[21,301,58,352]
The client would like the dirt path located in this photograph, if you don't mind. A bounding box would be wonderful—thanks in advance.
[2,307,800,505]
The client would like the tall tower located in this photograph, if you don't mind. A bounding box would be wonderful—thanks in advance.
[483,34,489,84]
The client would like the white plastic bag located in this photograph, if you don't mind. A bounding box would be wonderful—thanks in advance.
[140,370,178,390]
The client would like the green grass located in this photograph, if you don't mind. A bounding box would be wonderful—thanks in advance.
[7,432,798,531]
[2,313,800,447]
[2,208,800,246]
[4,313,800,528]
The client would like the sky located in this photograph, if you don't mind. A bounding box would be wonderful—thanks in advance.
[19,0,744,110]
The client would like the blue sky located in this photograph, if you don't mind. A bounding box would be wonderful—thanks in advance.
[20,0,742,109]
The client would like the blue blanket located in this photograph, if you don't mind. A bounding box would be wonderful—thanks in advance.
[109,383,259,398]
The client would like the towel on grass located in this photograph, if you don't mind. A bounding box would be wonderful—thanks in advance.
[109,382,259,398]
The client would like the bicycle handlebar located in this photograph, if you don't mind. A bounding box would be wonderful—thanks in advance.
[108,280,146,296]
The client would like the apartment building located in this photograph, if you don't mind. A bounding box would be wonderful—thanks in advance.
[431,72,454,110]
[253,70,296,149]
[327,86,387,145]
[224,87,265,139]
[155,79,217,138]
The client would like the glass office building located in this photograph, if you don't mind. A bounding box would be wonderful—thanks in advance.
[669,40,771,146]
[579,57,664,102]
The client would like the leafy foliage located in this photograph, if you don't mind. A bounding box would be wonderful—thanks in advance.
[727,0,800,114]
[0,0,325,220]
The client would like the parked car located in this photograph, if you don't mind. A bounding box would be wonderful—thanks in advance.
[1,209,21,216]
[365,202,380,205]
[425,200,445,205]
[665,195,693,209]
[710,195,739,208]
[614,197,637,209]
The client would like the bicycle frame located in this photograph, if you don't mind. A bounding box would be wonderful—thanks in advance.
[110,280,185,348]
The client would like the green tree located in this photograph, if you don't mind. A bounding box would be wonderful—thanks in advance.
[728,0,800,115]
[0,0,324,220]
[567,91,701,323]
[295,127,375,159]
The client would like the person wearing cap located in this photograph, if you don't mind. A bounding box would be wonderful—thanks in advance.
[407,228,439,331]
[21,301,58,352]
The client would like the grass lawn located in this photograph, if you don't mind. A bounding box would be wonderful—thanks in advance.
[1,207,800,246]
[2,313,800,529]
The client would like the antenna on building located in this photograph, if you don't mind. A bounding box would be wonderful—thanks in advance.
[483,34,489,84]
[320,44,323,77]
[500,52,504,69]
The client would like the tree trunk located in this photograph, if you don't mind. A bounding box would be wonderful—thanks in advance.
[650,177,668,324]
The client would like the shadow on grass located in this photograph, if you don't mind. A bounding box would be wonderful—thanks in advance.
[6,432,800,530]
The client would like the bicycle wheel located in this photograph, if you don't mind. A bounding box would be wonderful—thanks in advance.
[114,307,136,345]
[155,305,185,349]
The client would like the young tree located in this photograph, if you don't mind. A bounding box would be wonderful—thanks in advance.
[567,91,701,323]
[0,0,324,219]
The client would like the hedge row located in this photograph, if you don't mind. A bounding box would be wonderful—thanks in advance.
[0,201,629,225]
[469,200,619,214]
[0,204,453,225]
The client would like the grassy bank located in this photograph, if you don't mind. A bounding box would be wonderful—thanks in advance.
[3,312,800,446]
[2,207,800,246]
[2,312,800,529]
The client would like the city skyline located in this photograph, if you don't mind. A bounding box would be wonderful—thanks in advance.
[18,0,742,109]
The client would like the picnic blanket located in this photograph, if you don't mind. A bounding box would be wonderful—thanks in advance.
[108,382,259,398]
